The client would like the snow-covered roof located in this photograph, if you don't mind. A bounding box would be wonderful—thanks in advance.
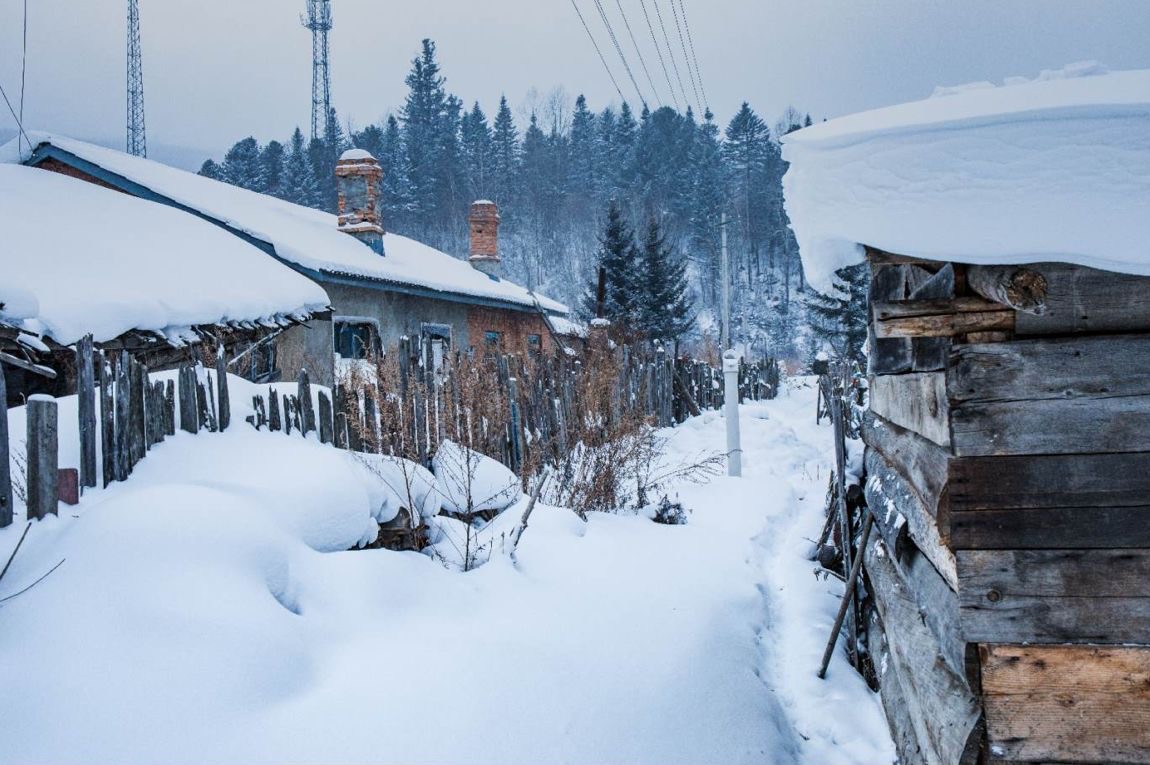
[547,315,588,338]
[0,163,330,346]
[781,64,1150,291]
[2,133,568,315]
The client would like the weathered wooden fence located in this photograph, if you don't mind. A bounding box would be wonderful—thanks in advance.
[0,335,233,528]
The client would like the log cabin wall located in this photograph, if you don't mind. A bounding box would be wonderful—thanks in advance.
[861,247,1150,765]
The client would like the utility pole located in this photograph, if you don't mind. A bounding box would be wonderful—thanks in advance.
[301,0,333,142]
[720,211,730,350]
[126,0,146,157]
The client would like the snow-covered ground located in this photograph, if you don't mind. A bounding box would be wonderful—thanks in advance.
[0,378,892,764]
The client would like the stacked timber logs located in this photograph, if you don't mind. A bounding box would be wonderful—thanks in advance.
[857,247,1150,765]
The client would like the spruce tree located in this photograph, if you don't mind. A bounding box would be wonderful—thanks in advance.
[583,199,641,324]
[490,95,519,211]
[283,127,319,207]
[198,159,223,181]
[221,137,262,191]
[260,140,286,198]
[637,216,693,340]
[804,263,869,363]
[460,101,493,203]
[377,115,412,231]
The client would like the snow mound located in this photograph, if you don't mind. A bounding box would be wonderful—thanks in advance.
[0,164,329,345]
[432,440,522,515]
[338,148,374,161]
[355,453,442,524]
[782,66,1150,291]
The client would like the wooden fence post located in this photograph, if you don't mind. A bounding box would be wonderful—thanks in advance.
[77,334,97,490]
[99,354,114,487]
[179,365,198,434]
[115,351,131,479]
[284,396,294,435]
[508,376,522,474]
[268,389,282,432]
[318,390,333,444]
[130,359,146,467]
[0,365,10,527]
[26,396,58,520]
[216,347,231,431]
[164,379,176,436]
[297,369,315,435]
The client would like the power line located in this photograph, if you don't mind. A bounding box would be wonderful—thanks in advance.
[649,0,691,111]
[674,0,709,109]
[569,0,628,104]
[669,0,703,113]
[591,0,647,108]
[19,0,27,154]
[613,0,662,107]
[637,0,679,111]
[0,81,31,153]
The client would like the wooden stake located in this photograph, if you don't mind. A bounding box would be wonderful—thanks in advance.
[26,396,59,520]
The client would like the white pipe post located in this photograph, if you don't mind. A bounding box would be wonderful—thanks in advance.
[723,349,742,477]
[720,211,730,351]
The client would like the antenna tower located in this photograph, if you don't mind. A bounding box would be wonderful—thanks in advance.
[301,0,333,142]
[126,0,146,157]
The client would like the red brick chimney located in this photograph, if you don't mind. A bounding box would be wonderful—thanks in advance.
[468,200,501,278]
[335,149,384,255]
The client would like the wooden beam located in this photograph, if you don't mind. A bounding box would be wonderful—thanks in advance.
[869,372,950,448]
[1015,263,1150,336]
[981,644,1150,763]
[862,412,950,527]
[950,505,1150,550]
[874,298,1014,339]
[966,265,1047,315]
[951,395,1150,456]
[958,549,1150,643]
[865,538,981,765]
[948,333,1150,405]
[949,452,1150,512]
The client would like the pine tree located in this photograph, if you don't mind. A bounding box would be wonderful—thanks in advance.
[283,127,319,207]
[637,216,693,340]
[804,263,869,363]
[583,199,641,324]
[221,137,262,191]
[260,140,286,198]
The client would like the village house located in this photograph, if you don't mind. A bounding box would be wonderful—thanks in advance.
[0,158,330,405]
[783,66,1150,765]
[4,134,571,388]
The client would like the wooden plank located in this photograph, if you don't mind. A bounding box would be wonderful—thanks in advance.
[0,365,10,527]
[317,390,332,444]
[297,369,315,436]
[981,644,1150,763]
[875,298,1014,339]
[951,505,1150,549]
[951,395,1150,456]
[268,389,281,432]
[949,452,1150,512]
[865,447,957,590]
[1015,262,1150,336]
[130,361,146,466]
[868,372,950,448]
[26,396,58,520]
[908,263,954,371]
[948,333,1150,405]
[862,412,949,526]
[178,366,198,434]
[115,352,131,478]
[864,537,981,765]
[164,380,175,436]
[958,549,1150,643]
[76,334,97,489]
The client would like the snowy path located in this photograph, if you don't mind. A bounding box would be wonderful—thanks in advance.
[0,380,892,765]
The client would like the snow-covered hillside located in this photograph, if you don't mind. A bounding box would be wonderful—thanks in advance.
[0,379,892,764]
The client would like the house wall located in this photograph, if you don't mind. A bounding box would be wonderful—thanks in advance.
[276,280,555,387]
[861,250,1150,765]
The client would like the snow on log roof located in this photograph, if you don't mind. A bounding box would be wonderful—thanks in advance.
[781,64,1150,292]
[3,133,568,315]
[0,163,330,346]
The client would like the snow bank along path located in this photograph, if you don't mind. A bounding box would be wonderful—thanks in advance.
[0,378,891,764]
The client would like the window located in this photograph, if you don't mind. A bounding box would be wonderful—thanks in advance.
[334,320,377,360]
[484,330,503,348]
[527,333,542,358]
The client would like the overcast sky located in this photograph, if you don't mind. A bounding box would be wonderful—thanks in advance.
[2,0,1149,167]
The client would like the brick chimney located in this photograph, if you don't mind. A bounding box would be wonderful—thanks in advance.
[335,149,384,255]
[468,200,501,279]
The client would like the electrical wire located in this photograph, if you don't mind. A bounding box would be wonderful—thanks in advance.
[649,0,691,111]
[669,0,703,114]
[569,0,628,104]
[591,0,648,108]
[20,0,28,153]
[0,81,31,152]
[637,0,680,111]
[613,0,662,107]
[674,0,709,109]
